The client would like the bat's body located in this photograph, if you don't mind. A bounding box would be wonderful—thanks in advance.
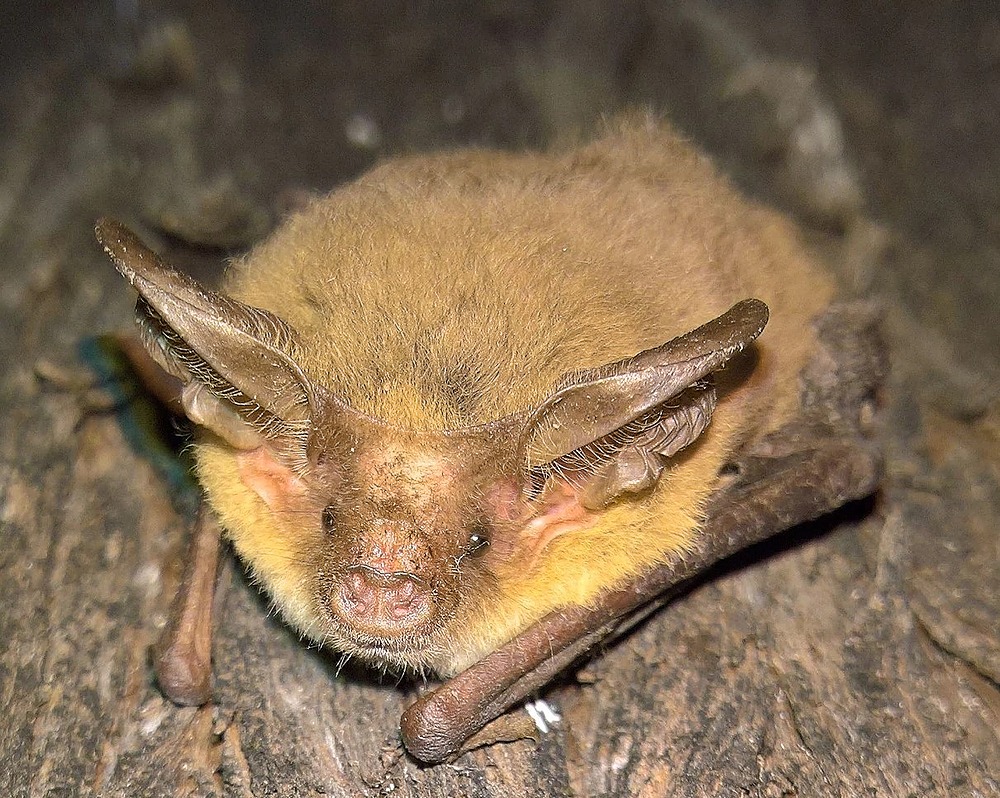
[98,116,878,760]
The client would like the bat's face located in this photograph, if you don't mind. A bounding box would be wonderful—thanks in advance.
[191,390,533,673]
[98,218,768,676]
[294,420,526,671]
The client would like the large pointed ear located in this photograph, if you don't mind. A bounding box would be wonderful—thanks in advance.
[521,299,768,508]
[96,218,315,453]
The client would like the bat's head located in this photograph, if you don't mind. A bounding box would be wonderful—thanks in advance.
[296,419,525,669]
[97,218,767,675]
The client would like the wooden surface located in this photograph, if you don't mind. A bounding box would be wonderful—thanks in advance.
[1,2,998,795]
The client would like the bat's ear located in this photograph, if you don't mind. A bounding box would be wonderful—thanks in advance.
[96,218,315,457]
[520,299,769,508]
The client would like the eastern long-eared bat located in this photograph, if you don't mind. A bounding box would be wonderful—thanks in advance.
[96,116,881,763]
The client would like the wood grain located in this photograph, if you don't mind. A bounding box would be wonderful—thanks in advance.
[1,2,997,795]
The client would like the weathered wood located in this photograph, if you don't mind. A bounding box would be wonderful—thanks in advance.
[1,2,997,796]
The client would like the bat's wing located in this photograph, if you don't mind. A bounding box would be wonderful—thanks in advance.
[154,508,223,705]
[84,326,224,706]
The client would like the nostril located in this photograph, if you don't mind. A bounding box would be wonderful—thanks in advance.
[331,567,431,631]
[337,570,375,614]
[385,578,418,618]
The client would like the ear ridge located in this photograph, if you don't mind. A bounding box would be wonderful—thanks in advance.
[523,299,768,467]
[96,218,313,441]
[627,297,768,372]
[521,300,768,499]
[571,384,718,509]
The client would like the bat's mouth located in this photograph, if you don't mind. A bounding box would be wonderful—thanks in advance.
[327,621,447,673]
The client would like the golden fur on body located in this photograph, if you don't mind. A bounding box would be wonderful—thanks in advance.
[195,117,833,674]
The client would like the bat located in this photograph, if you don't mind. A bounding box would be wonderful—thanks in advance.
[95,117,882,763]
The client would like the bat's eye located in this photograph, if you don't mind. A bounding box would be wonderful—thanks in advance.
[322,506,336,533]
[466,526,491,558]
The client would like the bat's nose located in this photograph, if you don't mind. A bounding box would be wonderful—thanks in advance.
[333,566,432,632]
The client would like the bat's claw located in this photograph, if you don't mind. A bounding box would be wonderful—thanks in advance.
[525,699,561,734]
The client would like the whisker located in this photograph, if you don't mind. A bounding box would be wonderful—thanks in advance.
[334,652,352,678]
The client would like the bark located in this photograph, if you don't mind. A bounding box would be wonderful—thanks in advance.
[1,2,997,796]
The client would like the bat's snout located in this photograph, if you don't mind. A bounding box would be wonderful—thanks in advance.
[331,566,433,634]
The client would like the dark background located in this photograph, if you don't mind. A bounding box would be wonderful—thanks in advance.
[0,2,997,796]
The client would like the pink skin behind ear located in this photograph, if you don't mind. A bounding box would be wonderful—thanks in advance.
[236,446,307,512]
[520,479,597,566]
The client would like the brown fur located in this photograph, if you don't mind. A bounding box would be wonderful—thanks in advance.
[194,116,833,674]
